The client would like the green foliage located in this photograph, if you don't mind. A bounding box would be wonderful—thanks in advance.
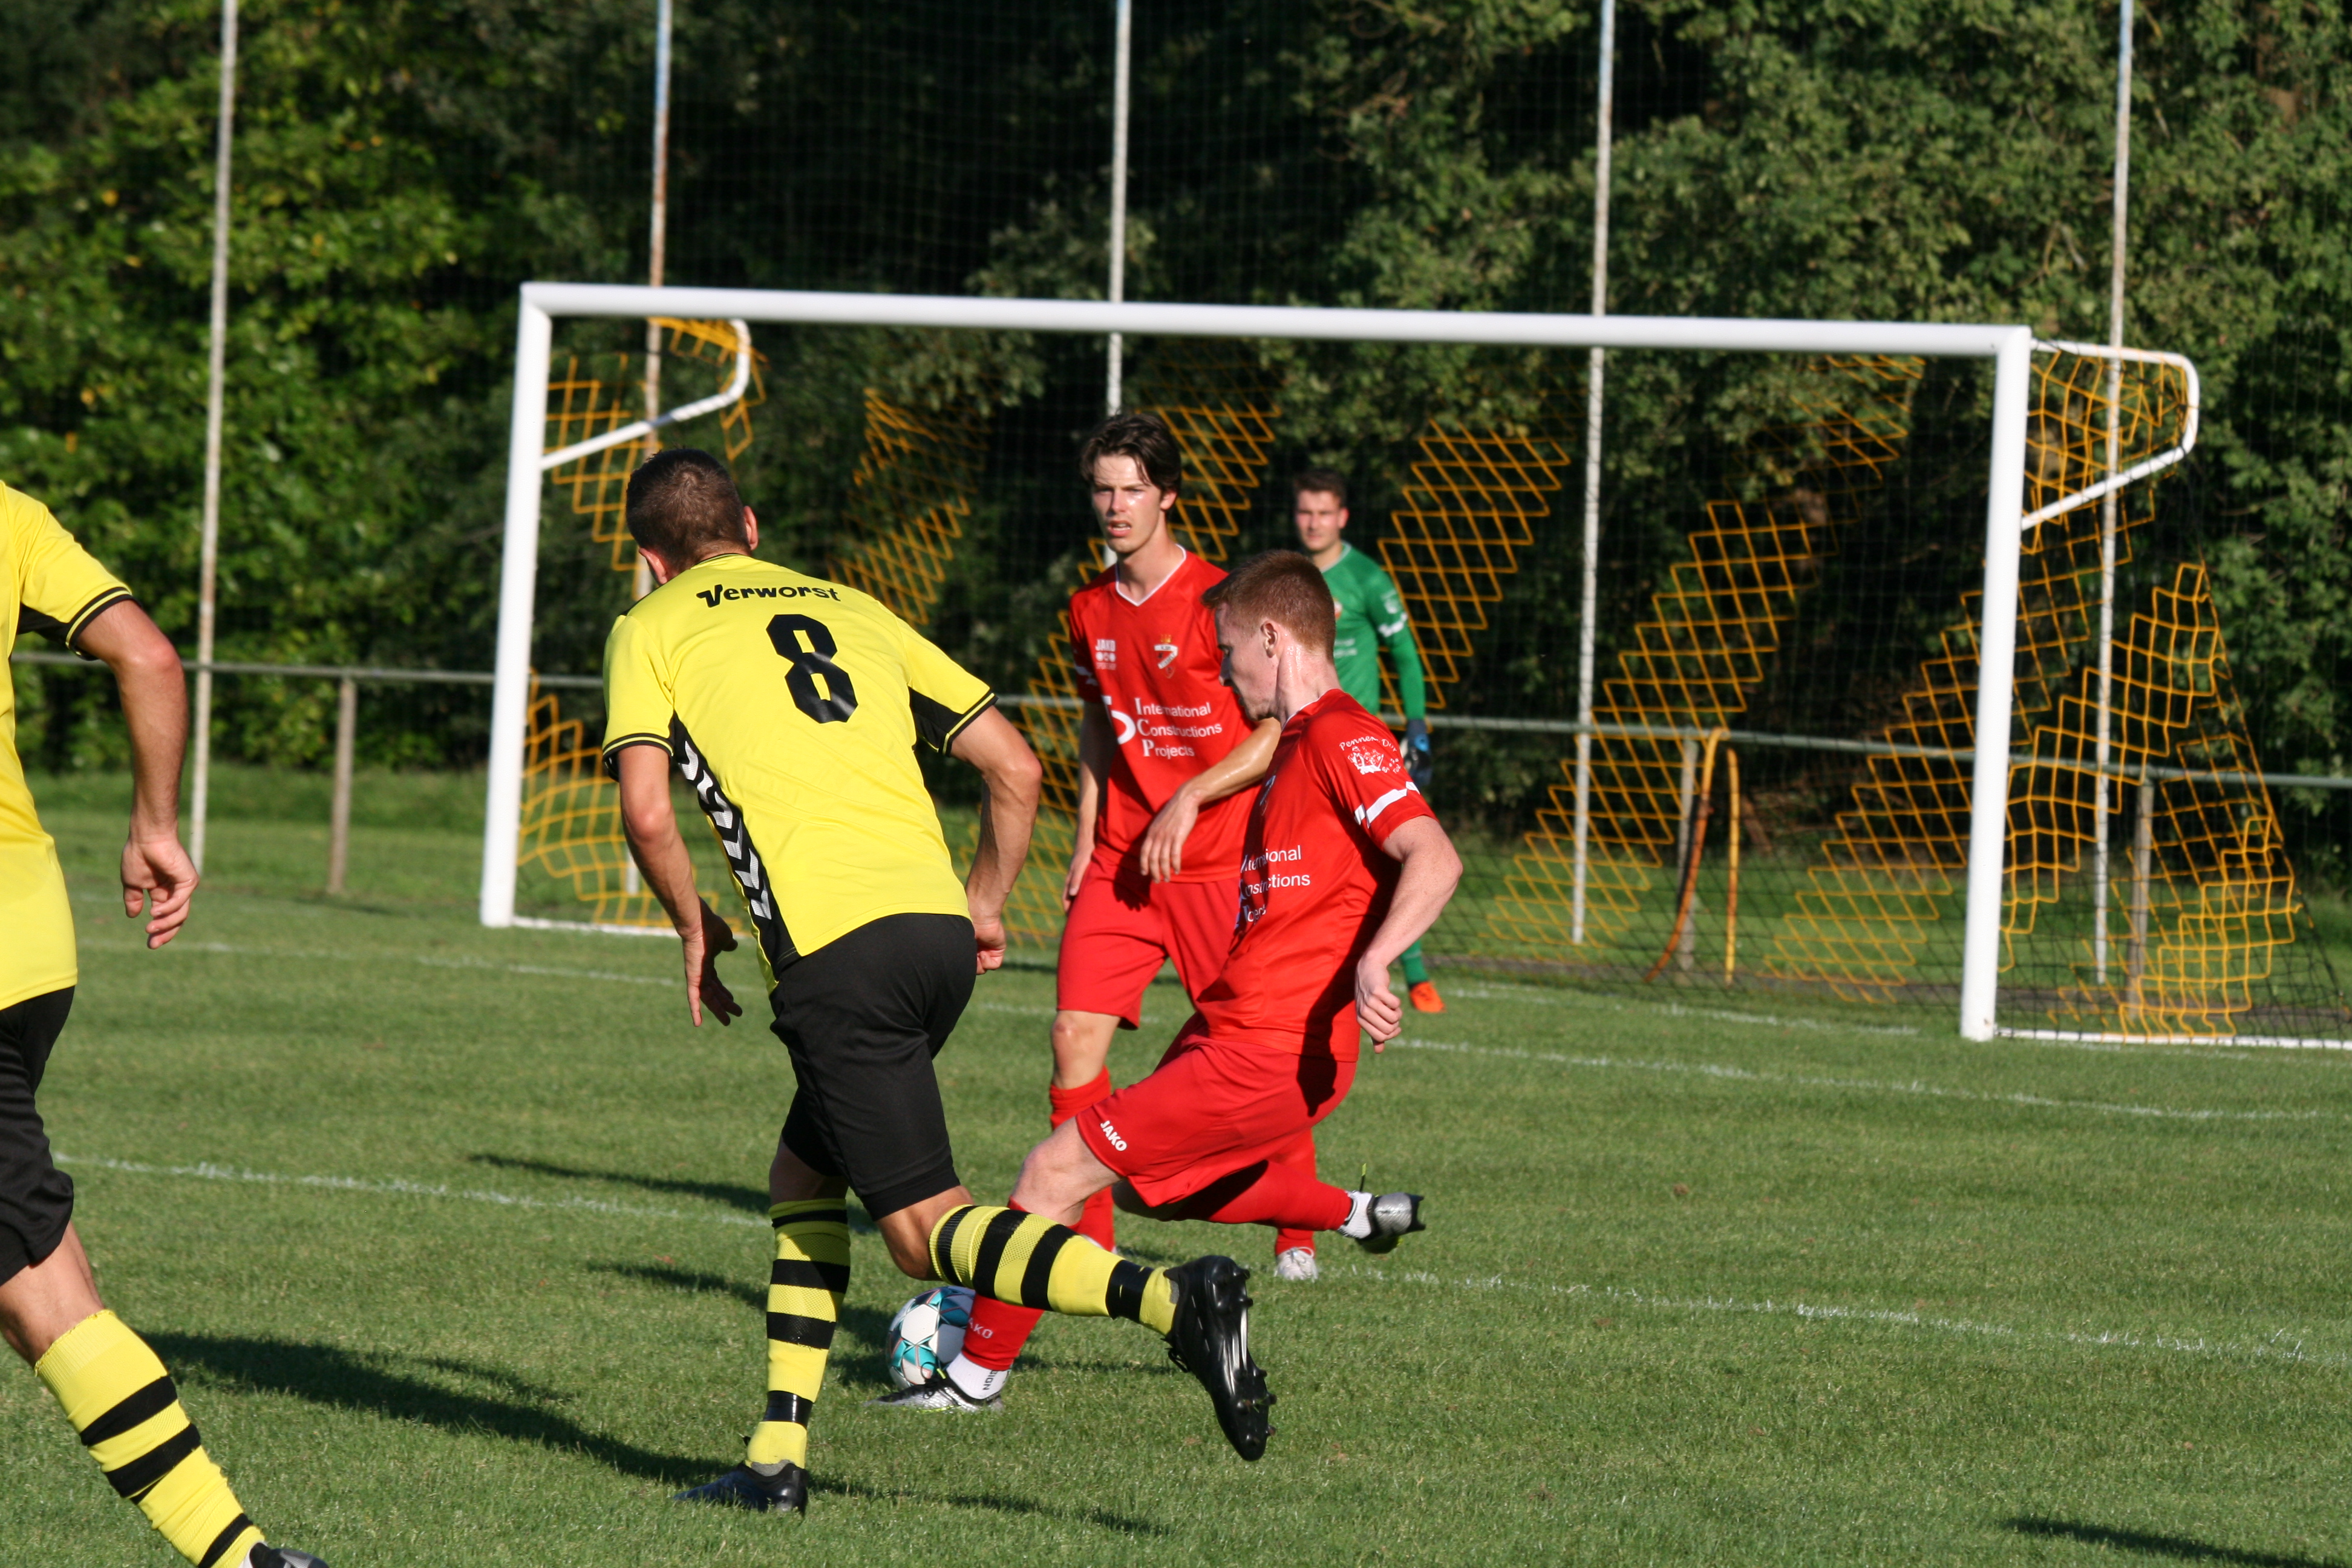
[2,0,2349,830]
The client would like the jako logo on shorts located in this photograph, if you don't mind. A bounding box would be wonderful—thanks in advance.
[1097,1119,1129,1152]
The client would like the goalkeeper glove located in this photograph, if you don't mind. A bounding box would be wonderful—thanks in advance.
[1401,717,1433,792]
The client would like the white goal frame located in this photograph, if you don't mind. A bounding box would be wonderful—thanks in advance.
[484,282,2072,1040]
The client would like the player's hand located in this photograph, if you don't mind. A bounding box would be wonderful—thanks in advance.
[972,910,1009,974]
[1063,850,1091,909]
[122,832,197,950]
[1137,788,1201,882]
[681,897,742,1028]
[1355,955,1404,1045]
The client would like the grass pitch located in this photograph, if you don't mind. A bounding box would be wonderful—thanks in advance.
[7,776,2352,1566]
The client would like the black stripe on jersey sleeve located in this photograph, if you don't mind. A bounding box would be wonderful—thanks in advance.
[911,688,996,752]
[599,732,675,780]
[20,587,135,659]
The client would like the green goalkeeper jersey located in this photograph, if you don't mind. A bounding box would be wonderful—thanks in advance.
[1319,543,1426,722]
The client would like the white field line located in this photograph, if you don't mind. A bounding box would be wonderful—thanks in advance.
[60,1149,2343,1375]
[55,1152,766,1229]
[1382,1036,2330,1123]
[82,938,674,988]
[1331,1262,2351,1373]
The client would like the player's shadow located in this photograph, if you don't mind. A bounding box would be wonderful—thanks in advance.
[2003,1517,2347,1567]
[590,1260,763,1310]
[469,1155,880,1232]
[585,1261,895,1353]
[149,1333,714,1486]
[468,1154,769,1215]
[815,1476,1167,1536]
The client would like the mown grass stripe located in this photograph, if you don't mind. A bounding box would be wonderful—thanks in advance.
[57,1149,2348,1376]
[1381,1037,2331,1123]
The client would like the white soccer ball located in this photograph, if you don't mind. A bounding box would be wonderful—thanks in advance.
[885,1285,976,1390]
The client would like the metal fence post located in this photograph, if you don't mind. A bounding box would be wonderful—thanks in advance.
[328,673,357,895]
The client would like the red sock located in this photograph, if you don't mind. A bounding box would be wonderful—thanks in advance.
[959,1072,1114,1374]
[1184,1154,1353,1233]
[1270,1130,1320,1256]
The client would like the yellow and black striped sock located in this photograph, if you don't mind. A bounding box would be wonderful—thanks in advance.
[34,1311,267,1568]
[927,1204,1177,1335]
[746,1200,849,1471]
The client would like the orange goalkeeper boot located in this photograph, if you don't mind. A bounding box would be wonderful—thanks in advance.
[1408,980,1445,1013]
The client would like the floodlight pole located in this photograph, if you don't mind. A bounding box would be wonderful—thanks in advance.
[1104,0,1133,414]
[620,0,674,898]
[189,0,238,874]
[635,0,673,606]
[2091,0,2133,983]
[1569,0,1615,946]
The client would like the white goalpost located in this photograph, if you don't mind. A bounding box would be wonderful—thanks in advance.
[481,282,2183,1043]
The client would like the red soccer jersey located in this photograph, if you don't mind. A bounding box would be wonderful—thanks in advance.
[1191,689,1438,1060]
[1067,549,1256,883]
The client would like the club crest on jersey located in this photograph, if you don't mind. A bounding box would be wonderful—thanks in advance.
[1093,636,1117,671]
[1153,640,1178,669]
[1341,735,1397,776]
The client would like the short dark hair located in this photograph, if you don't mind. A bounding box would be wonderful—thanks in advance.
[627,448,748,563]
[1203,549,1338,659]
[1292,468,1348,507]
[1079,411,1183,497]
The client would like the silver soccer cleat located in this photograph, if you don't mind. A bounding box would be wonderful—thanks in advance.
[1273,1247,1320,1282]
[1354,1192,1426,1255]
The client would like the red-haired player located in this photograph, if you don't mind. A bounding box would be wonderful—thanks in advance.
[879,550,1460,1457]
[881,414,1281,1411]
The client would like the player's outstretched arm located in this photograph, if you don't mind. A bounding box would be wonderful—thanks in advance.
[950,708,1043,973]
[77,600,196,949]
[1137,714,1282,881]
[616,743,740,1027]
[1354,816,1463,1043]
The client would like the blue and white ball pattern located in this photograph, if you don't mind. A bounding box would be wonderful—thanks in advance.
[885,1285,976,1390]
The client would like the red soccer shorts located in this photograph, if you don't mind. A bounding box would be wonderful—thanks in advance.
[1056,866,1238,1028]
[1076,1021,1357,1207]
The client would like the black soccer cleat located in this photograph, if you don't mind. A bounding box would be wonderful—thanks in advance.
[672,1462,809,1516]
[1163,1255,1274,1461]
[1354,1192,1426,1256]
[248,1550,329,1568]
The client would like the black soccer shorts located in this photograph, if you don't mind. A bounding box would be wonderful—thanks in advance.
[0,987,79,1285]
[771,912,975,1220]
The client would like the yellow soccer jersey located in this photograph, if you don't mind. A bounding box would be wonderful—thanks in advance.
[2,485,134,1011]
[601,554,995,985]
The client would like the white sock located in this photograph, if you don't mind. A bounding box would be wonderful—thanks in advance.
[946,1354,1007,1402]
[1337,1190,1374,1240]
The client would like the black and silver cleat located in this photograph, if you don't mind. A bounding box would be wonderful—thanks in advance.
[1354,1192,1426,1256]
[673,1461,809,1515]
[249,1550,330,1568]
[1163,1255,1275,1461]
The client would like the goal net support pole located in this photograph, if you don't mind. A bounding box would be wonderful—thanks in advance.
[482,283,2039,1038]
